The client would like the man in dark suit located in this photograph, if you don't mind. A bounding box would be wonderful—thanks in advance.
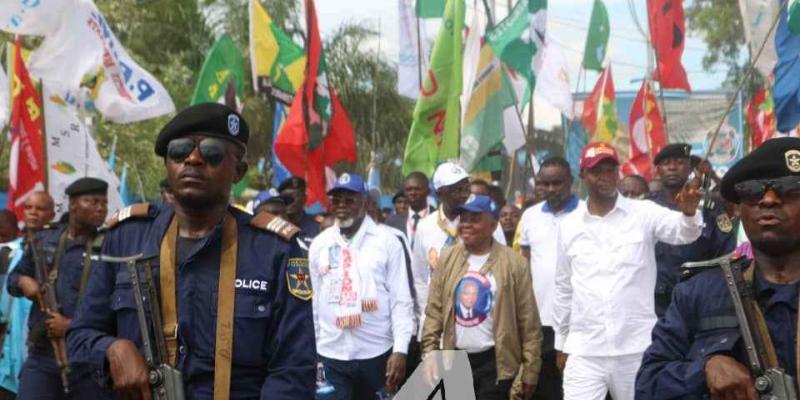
[386,172,436,246]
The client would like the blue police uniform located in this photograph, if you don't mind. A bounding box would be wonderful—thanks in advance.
[297,212,321,252]
[635,259,797,399]
[6,225,112,398]
[647,191,737,317]
[66,204,317,399]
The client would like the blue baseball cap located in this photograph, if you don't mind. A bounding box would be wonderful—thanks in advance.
[455,194,499,218]
[327,173,367,195]
[253,188,291,210]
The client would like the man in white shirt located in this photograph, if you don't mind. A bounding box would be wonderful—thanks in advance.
[411,163,506,338]
[309,173,414,399]
[552,143,703,400]
[518,156,583,400]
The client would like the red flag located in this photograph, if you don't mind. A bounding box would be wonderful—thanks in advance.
[275,0,357,207]
[747,87,776,149]
[580,66,618,143]
[627,80,666,179]
[648,0,691,92]
[8,38,46,222]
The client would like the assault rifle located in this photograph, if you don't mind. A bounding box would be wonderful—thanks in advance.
[93,254,185,400]
[683,256,798,400]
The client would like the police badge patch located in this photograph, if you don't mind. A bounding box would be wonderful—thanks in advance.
[287,258,313,301]
[716,214,733,234]
[786,149,800,173]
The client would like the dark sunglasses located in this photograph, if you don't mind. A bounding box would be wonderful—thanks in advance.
[328,196,359,207]
[734,176,800,204]
[166,137,228,166]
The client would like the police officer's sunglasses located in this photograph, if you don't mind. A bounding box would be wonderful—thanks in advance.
[734,176,800,205]
[167,137,228,166]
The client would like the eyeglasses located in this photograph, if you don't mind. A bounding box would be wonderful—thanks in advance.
[734,176,800,205]
[329,196,359,207]
[166,137,228,166]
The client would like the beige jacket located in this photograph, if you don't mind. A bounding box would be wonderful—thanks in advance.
[421,240,542,388]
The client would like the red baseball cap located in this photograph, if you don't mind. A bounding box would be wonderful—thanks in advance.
[580,142,619,170]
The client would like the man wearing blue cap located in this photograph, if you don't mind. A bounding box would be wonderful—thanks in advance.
[309,173,414,399]
[252,188,291,217]
[422,194,542,400]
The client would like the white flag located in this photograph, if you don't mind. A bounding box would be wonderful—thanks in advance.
[535,39,574,119]
[460,11,484,126]
[0,0,69,36]
[0,63,8,131]
[43,86,123,220]
[397,0,432,99]
[738,0,779,81]
[28,0,174,123]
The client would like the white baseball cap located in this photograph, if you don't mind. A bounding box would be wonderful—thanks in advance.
[432,162,469,190]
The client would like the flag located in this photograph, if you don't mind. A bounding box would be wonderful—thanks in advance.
[43,85,123,220]
[790,0,800,34]
[747,86,776,148]
[119,164,133,207]
[398,0,433,99]
[0,61,8,131]
[486,0,547,95]
[774,2,800,132]
[535,39,575,119]
[402,0,465,177]
[275,0,358,207]
[648,0,691,91]
[7,38,46,222]
[271,102,291,188]
[416,0,446,18]
[626,80,666,179]
[459,13,519,171]
[0,1,68,36]
[738,0,780,80]
[191,34,245,109]
[580,65,619,143]
[26,0,174,123]
[107,134,117,171]
[582,0,610,71]
[249,0,306,104]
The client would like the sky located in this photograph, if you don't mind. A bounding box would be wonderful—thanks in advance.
[314,0,730,129]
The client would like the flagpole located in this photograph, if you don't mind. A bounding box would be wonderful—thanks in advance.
[372,18,382,148]
[38,79,49,191]
[415,3,424,94]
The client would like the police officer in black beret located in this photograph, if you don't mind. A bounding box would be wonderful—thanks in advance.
[66,103,317,399]
[8,177,111,398]
[637,137,800,398]
[277,177,321,252]
[646,143,737,317]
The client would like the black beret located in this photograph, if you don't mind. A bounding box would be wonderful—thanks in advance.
[66,177,108,197]
[155,103,248,157]
[721,137,800,203]
[277,176,306,192]
[653,143,692,165]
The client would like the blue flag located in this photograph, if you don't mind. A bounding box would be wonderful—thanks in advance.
[107,135,117,171]
[774,4,800,132]
[271,103,291,187]
[119,164,133,206]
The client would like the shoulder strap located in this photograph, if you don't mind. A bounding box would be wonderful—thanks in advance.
[46,230,70,300]
[105,203,151,229]
[250,211,300,240]
[78,232,105,299]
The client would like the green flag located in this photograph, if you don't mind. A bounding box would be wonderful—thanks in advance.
[790,0,800,34]
[191,34,246,106]
[582,0,610,71]
[416,0,446,18]
[486,0,547,97]
[402,0,465,177]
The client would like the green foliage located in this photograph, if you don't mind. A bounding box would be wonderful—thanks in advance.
[685,0,747,86]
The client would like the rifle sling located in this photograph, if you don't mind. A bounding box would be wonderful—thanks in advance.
[46,231,69,298]
[742,264,789,378]
[159,213,237,400]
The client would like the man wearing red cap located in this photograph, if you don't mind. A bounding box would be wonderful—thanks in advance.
[552,143,704,400]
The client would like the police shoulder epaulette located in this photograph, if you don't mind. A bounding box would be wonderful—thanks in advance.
[680,252,742,282]
[104,203,151,230]
[250,212,300,241]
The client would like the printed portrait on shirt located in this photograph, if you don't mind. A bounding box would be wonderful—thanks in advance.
[454,271,493,327]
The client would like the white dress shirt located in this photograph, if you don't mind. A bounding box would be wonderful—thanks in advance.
[411,209,506,337]
[552,195,703,356]
[518,196,584,327]
[309,216,414,361]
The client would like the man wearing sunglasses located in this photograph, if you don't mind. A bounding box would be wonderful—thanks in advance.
[309,173,413,399]
[636,137,800,399]
[66,103,317,399]
[646,143,738,318]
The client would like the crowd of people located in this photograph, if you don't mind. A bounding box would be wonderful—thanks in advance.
[0,102,797,400]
